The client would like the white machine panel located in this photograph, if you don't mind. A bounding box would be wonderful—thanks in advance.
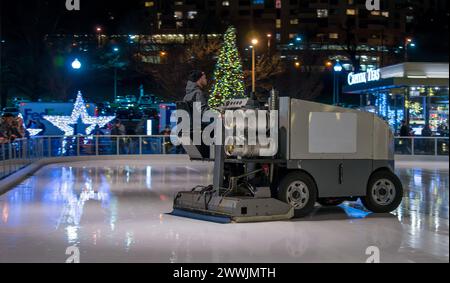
[308,112,357,154]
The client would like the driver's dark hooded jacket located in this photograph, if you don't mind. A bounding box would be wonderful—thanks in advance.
[183,81,208,113]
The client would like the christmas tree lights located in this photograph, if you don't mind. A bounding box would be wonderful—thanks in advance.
[209,26,246,108]
[44,91,116,136]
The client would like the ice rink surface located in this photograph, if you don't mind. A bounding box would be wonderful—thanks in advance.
[0,158,448,263]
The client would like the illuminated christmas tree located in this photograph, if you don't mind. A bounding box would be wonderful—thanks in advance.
[209,26,246,107]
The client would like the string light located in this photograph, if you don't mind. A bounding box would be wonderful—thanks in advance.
[209,26,246,108]
[374,95,404,131]
[27,129,43,136]
[17,113,43,137]
[379,93,388,118]
[405,100,423,116]
[44,91,116,136]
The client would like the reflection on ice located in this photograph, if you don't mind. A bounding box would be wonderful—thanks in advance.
[0,159,448,263]
[2,203,8,224]
[338,204,372,219]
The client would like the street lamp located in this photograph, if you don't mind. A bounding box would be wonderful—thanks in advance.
[333,61,343,72]
[159,51,168,65]
[333,61,343,105]
[267,34,272,52]
[404,37,414,62]
[251,39,258,94]
[95,26,103,47]
[71,58,82,70]
[112,47,120,102]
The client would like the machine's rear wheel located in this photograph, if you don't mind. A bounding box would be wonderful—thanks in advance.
[278,172,317,218]
[362,170,404,213]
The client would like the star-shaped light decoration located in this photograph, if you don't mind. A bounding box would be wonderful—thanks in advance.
[44,91,116,136]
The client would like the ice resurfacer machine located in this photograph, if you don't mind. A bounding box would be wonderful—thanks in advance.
[172,93,403,223]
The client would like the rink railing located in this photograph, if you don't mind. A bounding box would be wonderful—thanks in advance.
[0,135,449,180]
[394,137,449,157]
[0,135,176,180]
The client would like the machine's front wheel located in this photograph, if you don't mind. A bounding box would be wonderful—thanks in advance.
[278,172,317,218]
[362,170,404,213]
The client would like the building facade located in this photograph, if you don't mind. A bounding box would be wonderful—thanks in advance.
[343,62,449,136]
[141,0,448,69]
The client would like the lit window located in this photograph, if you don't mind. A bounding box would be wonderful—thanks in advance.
[346,9,356,16]
[187,11,198,19]
[276,0,282,9]
[174,11,183,19]
[222,1,230,6]
[317,9,329,18]
[329,33,339,39]
[276,19,282,28]
[290,19,299,25]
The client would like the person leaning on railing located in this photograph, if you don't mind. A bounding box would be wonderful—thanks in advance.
[0,132,9,144]
[0,113,24,143]
[399,120,412,137]
[398,120,412,154]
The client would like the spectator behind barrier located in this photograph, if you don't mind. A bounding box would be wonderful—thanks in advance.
[0,113,24,143]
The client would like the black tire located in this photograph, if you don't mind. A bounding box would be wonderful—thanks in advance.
[362,170,404,213]
[278,171,318,218]
[318,198,345,207]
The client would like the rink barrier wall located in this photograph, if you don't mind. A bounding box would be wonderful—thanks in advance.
[0,155,192,196]
[0,154,448,196]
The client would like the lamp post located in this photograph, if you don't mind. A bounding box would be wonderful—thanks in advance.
[251,38,258,94]
[160,51,167,63]
[404,37,414,62]
[113,47,120,102]
[95,26,102,48]
[333,61,343,105]
[267,34,272,53]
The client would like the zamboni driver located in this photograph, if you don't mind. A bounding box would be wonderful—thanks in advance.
[183,70,209,113]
